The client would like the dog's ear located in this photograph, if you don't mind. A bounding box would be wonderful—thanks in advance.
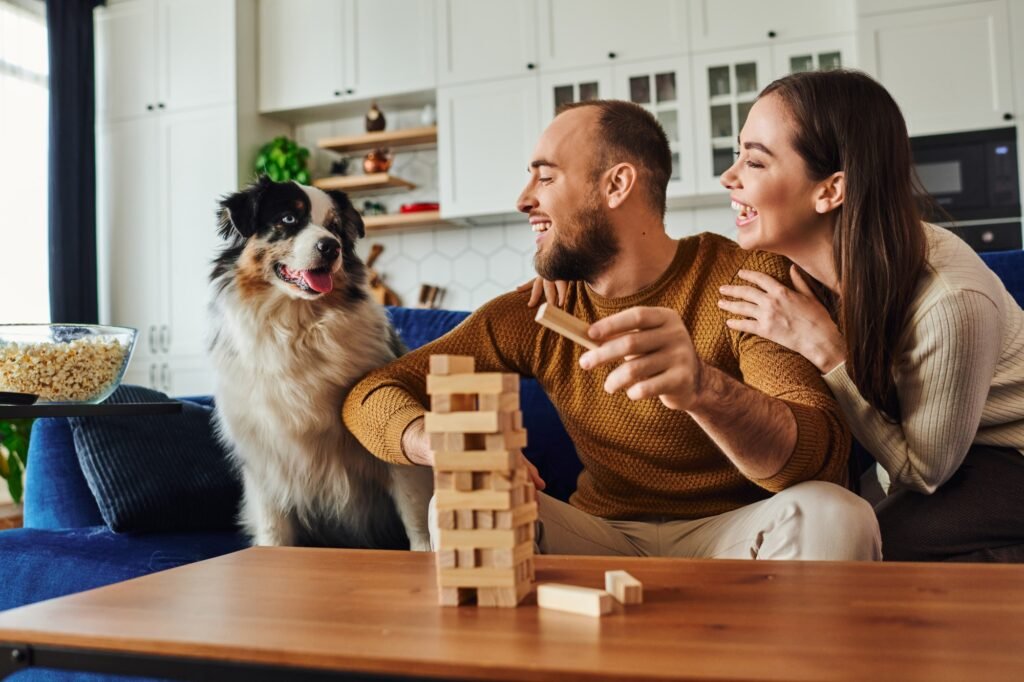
[326,189,365,240]
[217,175,273,240]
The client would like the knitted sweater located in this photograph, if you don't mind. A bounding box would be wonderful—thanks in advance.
[344,233,850,519]
[824,223,1024,494]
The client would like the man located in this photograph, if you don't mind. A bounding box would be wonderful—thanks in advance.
[344,100,880,560]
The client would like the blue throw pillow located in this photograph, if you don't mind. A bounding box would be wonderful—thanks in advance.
[69,385,242,533]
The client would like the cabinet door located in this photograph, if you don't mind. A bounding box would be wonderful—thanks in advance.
[437,0,538,85]
[95,0,158,120]
[158,0,235,112]
[438,77,541,219]
[347,0,436,99]
[538,67,613,123]
[161,106,238,360]
[691,48,773,194]
[538,0,687,72]
[612,57,698,198]
[772,34,857,78]
[122,362,162,392]
[99,117,167,361]
[258,0,345,112]
[166,356,215,396]
[689,0,854,52]
[859,1,1014,135]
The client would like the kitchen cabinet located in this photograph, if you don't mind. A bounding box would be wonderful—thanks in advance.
[858,0,1014,135]
[857,0,993,15]
[436,0,539,86]
[259,0,436,114]
[688,0,853,52]
[537,0,688,72]
[437,76,541,219]
[538,67,613,120]
[771,35,856,78]
[95,0,234,122]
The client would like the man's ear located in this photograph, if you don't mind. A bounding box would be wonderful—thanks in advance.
[605,162,638,210]
[814,172,845,214]
[217,175,272,240]
[326,189,365,240]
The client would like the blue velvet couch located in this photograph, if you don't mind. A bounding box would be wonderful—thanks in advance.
[1,249,1022,681]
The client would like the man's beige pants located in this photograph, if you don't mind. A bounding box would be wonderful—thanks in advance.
[430,480,881,561]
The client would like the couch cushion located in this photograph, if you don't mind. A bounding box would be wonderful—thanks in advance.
[70,386,242,533]
[24,416,104,530]
[980,250,1024,307]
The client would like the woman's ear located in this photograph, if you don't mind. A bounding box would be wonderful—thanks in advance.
[814,171,845,214]
[605,162,637,210]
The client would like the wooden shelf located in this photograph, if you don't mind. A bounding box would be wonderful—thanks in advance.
[363,210,450,232]
[313,173,416,195]
[318,126,437,154]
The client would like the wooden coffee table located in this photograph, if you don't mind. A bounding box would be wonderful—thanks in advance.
[0,547,1022,680]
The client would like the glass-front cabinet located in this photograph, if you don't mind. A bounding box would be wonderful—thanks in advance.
[772,35,856,79]
[539,68,613,122]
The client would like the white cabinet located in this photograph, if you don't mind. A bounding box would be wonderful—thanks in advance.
[259,0,436,114]
[771,35,856,78]
[537,0,688,72]
[689,0,854,52]
[857,0,993,15]
[538,67,613,120]
[438,77,541,219]
[859,1,1014,136]
[95,0,233,121]
[437,0,539,85]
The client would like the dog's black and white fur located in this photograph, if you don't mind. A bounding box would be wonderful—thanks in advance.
[209,176,432,550]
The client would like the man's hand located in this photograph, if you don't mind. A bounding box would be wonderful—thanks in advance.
[401,416,546,490]
[718,266,846,374]
[579,306,704,412]
[516,277,569,308]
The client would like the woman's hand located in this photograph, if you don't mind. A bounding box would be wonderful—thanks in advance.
[717,265,846,373]
[579,306,704,412]
[516,277,569,308]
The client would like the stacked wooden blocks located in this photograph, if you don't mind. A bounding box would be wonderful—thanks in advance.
[426,354,538,608]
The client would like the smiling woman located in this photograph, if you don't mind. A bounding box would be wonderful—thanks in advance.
[0,0,49,324]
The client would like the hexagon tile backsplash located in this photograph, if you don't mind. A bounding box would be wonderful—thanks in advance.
[296,109,738,312]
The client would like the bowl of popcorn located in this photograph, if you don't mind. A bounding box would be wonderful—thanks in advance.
[0,324,137,404]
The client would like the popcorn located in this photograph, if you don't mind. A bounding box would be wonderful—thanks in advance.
[0,337,128,402]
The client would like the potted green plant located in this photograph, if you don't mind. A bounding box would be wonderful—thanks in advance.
[0,419,30,503]
[254,136,311,184]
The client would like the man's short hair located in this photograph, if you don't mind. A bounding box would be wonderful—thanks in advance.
[559,100,672,217]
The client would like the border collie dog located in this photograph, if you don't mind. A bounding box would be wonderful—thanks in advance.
[209,176,432,550]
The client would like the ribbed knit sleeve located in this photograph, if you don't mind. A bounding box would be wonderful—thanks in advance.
[823,289,1002,493]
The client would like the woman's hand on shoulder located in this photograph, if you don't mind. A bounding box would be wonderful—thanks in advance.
[516,277,569,308]
[718,265,846,374]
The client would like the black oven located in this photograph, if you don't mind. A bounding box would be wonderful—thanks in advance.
[911,127,1021,252]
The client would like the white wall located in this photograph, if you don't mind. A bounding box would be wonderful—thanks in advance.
[296,107,738,311]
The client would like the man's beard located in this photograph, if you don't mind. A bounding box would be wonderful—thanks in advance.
[534,200,619,283]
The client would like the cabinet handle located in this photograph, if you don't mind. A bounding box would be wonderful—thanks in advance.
[149,363,158,388]
[148,325,158,355]
[767,30,777,39]
[160,363,169,393]
[146,104,154,111]
[527,62,536,70]
[157,102,165,109]
[1004,112,1014,121]
[159,325,170,353]
[334,90,342,96]
[346,88,355,95]
[607,51,617,59]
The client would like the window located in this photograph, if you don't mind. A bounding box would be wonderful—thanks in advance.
[0,0,49,323]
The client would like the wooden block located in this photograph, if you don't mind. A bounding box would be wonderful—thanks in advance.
[433,450,518,472]
[434,471,454,490]
[484,430,527,450]
[484,541,534,569]
[430,432,486,452]
[437,510,456,530]
[535,303,598,351]
[436,489,515,511]
[456,509,475,529]
[424,411,502,434]
[537,584,613,617]
[437,549,457,569]
[439,586,475,606]
[457,548,476,568]
[495,502,538,529]
[478,392,520,412]
[453,471,474,491]
[429,355,475,376]
[477,580,531,607]
[431,394,476,413]
[604,570,643,605]
[438,528,518,549]
[427,373,518,396]
[474,510,495,529]
[438,567,518,588]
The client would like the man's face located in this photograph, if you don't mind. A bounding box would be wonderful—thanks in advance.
[516,108,619,283]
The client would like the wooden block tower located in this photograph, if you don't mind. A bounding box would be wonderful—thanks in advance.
[426,354,538,607]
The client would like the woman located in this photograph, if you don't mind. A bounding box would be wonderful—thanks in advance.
[714,69,1024,561]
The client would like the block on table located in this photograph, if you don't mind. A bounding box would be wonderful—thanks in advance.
[537,583,613,617]
[605,570,643,605]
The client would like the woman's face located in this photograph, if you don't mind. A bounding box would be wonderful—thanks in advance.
[720,94,834,255]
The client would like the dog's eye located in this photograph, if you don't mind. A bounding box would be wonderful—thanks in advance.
[281,214,296,225]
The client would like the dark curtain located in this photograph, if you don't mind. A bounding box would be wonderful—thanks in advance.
[45,0,105,323]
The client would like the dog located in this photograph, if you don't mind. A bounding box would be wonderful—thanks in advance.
[208,175,433,550]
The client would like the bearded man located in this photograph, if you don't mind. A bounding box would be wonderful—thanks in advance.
[343,100,880,561]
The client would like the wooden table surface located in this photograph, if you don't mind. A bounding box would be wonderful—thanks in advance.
[1,547,1023,681]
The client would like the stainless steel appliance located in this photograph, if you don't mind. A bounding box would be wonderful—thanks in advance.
[911,127,1021,252]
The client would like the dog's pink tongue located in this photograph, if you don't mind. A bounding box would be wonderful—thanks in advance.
[301,270,334,293]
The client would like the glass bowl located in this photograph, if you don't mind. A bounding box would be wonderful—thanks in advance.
[0,324,137,404]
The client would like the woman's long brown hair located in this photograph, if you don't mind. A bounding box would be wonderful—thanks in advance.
[760,70,927,423]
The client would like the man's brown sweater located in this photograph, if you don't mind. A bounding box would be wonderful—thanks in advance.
[344,234,850,520]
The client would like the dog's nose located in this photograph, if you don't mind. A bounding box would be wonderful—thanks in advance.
[316,237,341,262]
